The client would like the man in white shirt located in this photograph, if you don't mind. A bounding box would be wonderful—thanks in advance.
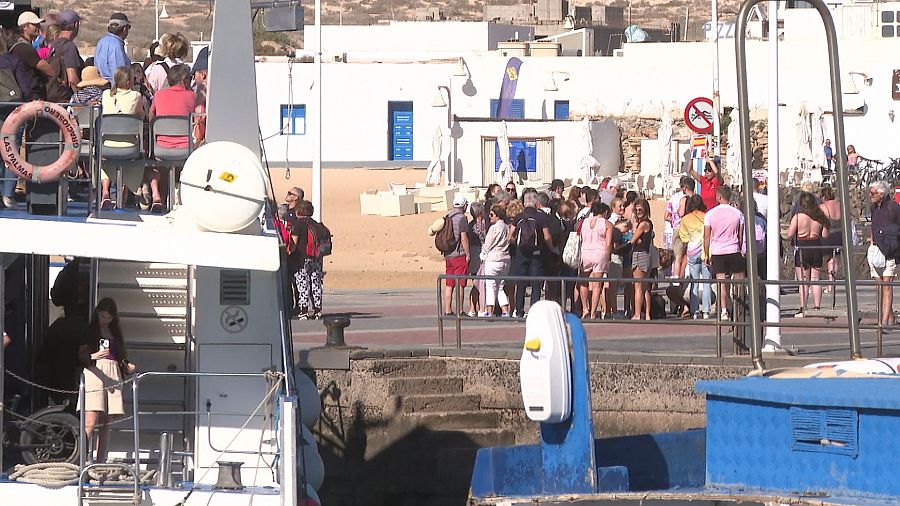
[752,178,768,219]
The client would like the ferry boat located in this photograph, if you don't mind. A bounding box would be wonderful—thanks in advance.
[0,2,320,505]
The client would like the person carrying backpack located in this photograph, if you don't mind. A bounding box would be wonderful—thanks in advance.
[290,200,324,320]
[436,195,471,315]
[0,33,31,210]
[507,191,554,317]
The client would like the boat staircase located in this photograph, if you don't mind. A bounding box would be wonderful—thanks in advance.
[93,259,193,485]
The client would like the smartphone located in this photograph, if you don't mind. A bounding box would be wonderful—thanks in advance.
[100,338,110,350]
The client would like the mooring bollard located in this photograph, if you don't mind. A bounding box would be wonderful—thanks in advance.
[323,316,351,347]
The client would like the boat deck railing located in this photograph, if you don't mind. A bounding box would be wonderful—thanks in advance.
[0,101,204,218]
[76,370,284,504]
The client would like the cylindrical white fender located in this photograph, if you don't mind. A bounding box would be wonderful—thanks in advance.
[294,367,322,427]
[0,101,80,183]
[298,425,324,490]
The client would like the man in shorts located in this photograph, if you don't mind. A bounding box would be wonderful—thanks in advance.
[703,186,745,321]
[869,180,900,326]
[443,195,471,315]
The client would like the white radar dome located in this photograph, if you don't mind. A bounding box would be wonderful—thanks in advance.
[180,141,267,232]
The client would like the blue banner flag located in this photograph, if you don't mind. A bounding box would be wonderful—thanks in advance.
[495,57,523,119]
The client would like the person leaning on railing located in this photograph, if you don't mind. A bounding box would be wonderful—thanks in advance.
[0,30,32,210]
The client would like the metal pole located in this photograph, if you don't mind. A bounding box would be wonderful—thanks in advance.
[447,84,453,185]
[711,0,721,156]
[312,0,323,222]
[0,261,5,477]
[764,0,782,349]
[437,277,444,347]
[155,0,160,42]
[733,1,763,371]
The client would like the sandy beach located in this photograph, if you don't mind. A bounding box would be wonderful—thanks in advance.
[270,167,669,290]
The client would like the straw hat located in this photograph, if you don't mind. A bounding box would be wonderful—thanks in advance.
[77,66,108,88]
[427,218,445,236]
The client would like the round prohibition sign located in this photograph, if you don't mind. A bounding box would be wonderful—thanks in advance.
[684,97,715,134]
[221,306,249,333]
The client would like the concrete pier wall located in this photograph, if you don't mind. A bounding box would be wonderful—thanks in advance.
[305,353,751,505]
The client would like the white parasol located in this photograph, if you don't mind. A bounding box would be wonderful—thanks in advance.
[726,108,743,187]
[796,104,813,170]
[579,117,601,184]
[810,106,826,168]
[425,125,444,186]
[657,112,674,178]
[496,121,513,185]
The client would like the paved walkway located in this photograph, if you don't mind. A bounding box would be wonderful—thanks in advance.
[292,286,900,362]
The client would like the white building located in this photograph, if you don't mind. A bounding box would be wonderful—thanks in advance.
[253,2,900,185]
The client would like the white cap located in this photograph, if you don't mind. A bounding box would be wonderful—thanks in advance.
[453,194,468,207]
[607,177,620,189]
[17,11,43,27]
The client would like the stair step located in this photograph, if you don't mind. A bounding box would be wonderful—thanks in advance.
[117,317,186,343]
[422,428,517,448]
[371,359,448,377]
[388,377,463,396]
[400,394,481,413]
[99,287,187,312]
[406,411,500,430]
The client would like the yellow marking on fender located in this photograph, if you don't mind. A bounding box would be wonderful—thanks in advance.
[219,171,236,183]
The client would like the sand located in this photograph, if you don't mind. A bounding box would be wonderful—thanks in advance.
[269,167,670,290]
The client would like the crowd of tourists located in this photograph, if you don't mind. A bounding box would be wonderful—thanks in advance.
[0,10,208,212]
[435,155,900,327]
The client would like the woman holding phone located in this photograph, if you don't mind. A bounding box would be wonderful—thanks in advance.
[79,298,136,463]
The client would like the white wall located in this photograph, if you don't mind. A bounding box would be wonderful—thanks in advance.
[255,19,900,178]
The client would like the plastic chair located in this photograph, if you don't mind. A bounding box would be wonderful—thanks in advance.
[98,114,145,210]
[149,116,192,210]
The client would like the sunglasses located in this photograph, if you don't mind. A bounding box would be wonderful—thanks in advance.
[870,190,880,195]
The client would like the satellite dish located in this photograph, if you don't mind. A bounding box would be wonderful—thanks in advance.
[180,141,267,232]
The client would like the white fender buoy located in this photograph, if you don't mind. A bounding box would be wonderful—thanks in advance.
[298,425,324,490]
[294,368,323,427]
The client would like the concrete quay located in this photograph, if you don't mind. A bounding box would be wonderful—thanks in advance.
[296,287,896,506]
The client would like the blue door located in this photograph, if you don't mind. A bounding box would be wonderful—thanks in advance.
[554,100,570,120]
[389,101,414,161]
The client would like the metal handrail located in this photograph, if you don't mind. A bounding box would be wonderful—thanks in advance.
[735,0,860,366]
[436,272,900,356]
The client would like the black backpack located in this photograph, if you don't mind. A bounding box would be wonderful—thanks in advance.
[44,44,71,103]
[434,214,458,254]
[316,221,333,256]
[515,216,539,254]
[0,67,22,102]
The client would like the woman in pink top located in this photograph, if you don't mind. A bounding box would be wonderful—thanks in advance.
[148,64,195,211]
[578,201,613,320]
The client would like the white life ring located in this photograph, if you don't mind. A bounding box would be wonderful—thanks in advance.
[0,101,81,183]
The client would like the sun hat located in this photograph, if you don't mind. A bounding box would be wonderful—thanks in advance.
[427,218,445,236]
[77,66,108,88]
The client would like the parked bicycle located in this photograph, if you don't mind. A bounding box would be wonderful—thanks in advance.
[2,394,79,464]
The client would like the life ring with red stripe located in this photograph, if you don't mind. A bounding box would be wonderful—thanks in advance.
[0,101,81,183]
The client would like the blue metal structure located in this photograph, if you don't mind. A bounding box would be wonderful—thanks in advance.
[470,314,705,499]
[700,378,900,498]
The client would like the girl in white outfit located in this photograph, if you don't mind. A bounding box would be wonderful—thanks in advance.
[480,204,511,317]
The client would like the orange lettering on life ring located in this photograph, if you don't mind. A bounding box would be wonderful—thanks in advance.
[0,101,81,183]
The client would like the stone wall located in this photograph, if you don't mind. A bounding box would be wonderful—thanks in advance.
[307,355,750,506]
[605,115,771,176]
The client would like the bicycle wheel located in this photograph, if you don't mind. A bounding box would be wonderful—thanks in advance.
[19,411,80,464]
